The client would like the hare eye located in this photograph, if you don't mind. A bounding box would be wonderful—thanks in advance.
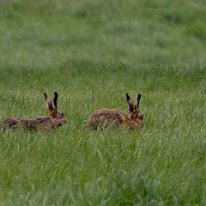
[139,114,143,120]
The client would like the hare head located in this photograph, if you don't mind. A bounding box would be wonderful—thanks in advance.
[44,92,68,123]
[126,93,143,123]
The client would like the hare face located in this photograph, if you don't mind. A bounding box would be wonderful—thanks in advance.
[129,109,143,122]
[126,93,143,122]
[54,111,68,124]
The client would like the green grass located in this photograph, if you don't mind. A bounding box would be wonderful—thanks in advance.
[0,0,206,205]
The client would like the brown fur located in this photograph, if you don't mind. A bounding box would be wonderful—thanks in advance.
[0,92,68,131]
[89,93,144,130]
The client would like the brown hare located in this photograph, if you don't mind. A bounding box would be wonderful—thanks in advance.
[89,93,144,129]
[0,92,68,131]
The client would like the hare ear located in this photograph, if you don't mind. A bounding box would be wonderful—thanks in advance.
[44,92,55,110]
[53,92,58,109]
[136,94,141,109]
[126,93,134,112]
[44,92,48,100]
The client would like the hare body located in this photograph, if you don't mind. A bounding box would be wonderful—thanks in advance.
[89,93,144,130]
[0,92,68,131]
[0,116,67,131]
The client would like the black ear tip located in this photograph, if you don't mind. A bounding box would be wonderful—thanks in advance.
[137,94,141,106]
[126,93,129,99]
[44,93,47,98]
[53,92,58,108]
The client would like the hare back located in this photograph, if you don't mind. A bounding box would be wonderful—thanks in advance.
[89,108,126,129]
[0,116,64,131]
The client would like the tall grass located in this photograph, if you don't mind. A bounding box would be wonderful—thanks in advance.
[0,0,206,205]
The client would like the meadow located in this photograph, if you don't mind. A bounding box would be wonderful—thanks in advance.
[0,0,206,205]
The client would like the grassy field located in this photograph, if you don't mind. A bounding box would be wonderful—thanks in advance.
[0,0,206,205]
